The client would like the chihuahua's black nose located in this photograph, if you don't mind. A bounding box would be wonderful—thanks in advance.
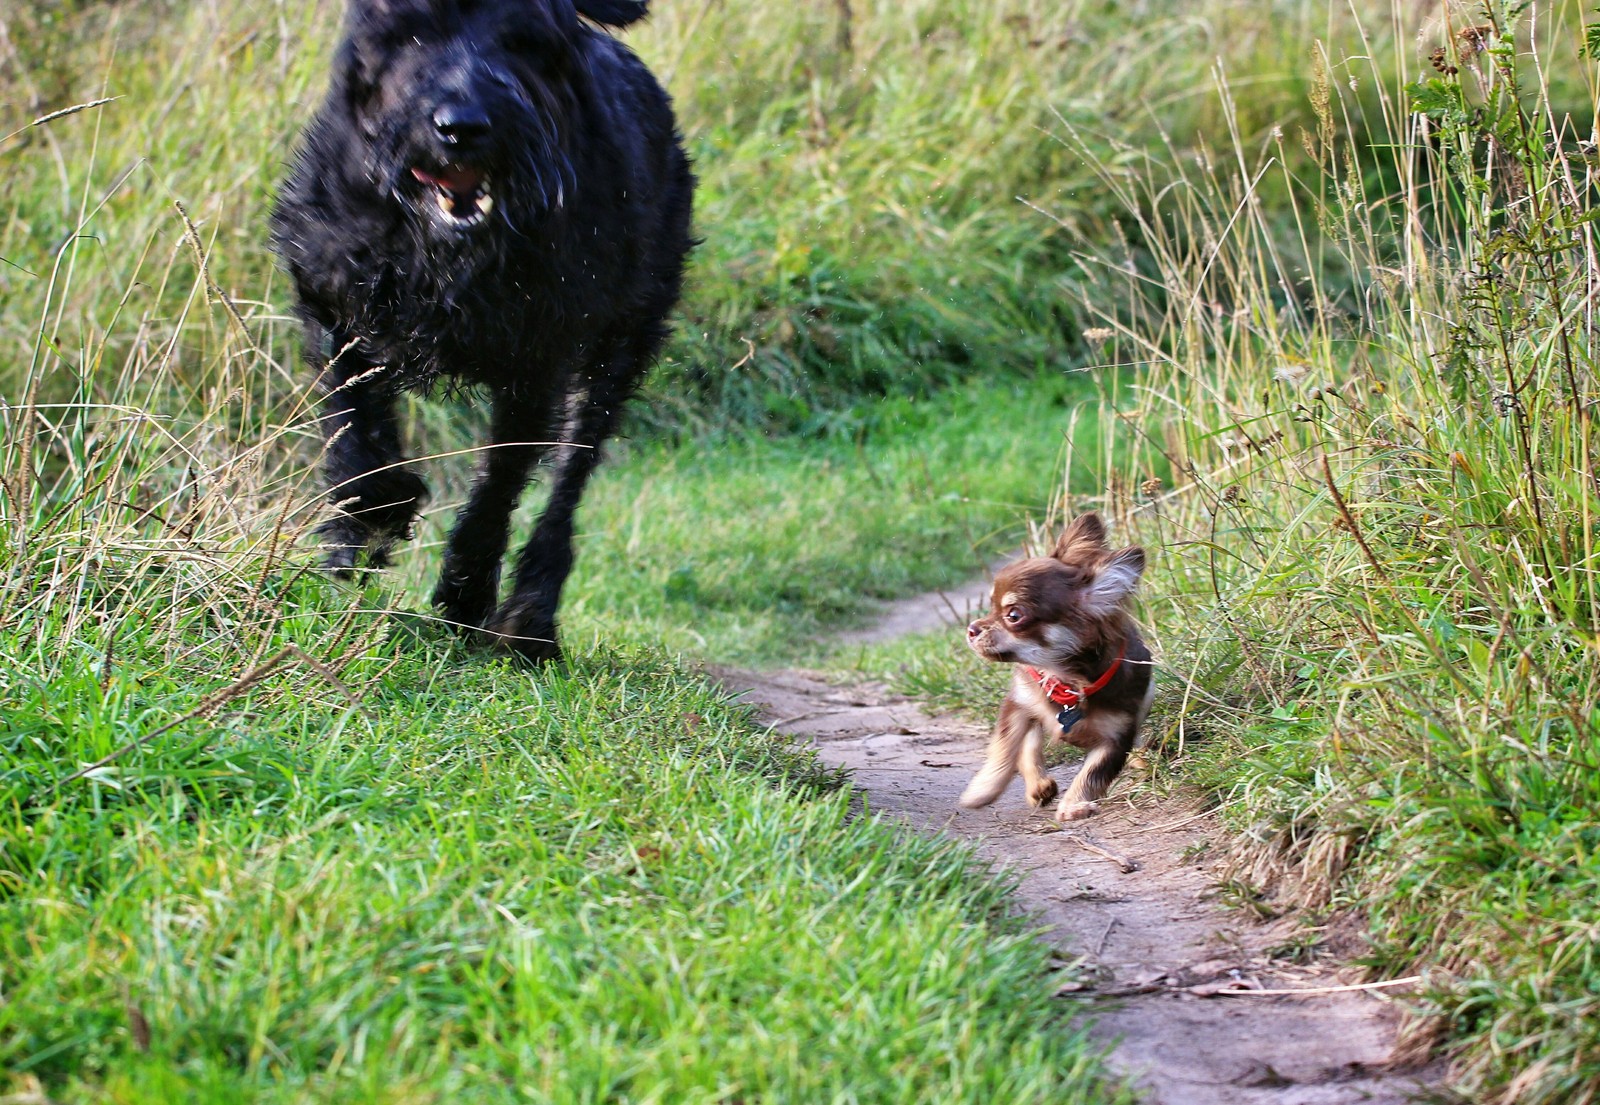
[967,620,983,639]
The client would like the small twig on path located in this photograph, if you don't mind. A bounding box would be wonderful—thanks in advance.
[1073,835,1139,873]
[1060,973,1425,1001]
[1093,917,1118,957]
[1067,980,1169,998]
[1207,975,1424,998]
[766,708,842,728]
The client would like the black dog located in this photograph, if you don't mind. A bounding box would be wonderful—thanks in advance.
[270,0,694,661]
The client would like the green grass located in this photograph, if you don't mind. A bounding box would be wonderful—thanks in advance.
[2,588,1129,1103]
[0,310,1121,1100]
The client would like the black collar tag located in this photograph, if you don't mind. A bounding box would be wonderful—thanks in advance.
[1057,705,1083,734]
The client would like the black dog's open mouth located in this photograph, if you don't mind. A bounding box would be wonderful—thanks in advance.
[410,166,494,228]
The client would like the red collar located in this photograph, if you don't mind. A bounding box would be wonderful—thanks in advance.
[1024,651,1123,708]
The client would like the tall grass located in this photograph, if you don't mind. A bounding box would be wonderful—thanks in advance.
[640,0,1387,429]
[1060,3,1600,1098]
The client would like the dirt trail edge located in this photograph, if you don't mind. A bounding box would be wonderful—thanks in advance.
[717,580,1443,1105]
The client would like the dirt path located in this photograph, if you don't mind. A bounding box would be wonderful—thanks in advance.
[719,583,1443,1105]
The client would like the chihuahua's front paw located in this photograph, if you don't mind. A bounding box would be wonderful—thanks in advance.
[1055,799,1099,822]
[1027,778,1059,807]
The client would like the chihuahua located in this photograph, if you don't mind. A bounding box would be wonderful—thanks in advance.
[960,513,1154,821]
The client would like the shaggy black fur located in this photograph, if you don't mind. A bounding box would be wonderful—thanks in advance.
[270,0,694,661]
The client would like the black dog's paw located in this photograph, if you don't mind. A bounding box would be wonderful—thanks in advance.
[432,578,499,632]
[322,543,360,580]
[317,521,392,578]
[485,601,563,665]
[316,469,427,577]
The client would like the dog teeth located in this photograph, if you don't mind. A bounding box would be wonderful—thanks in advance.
[429,177,493,227]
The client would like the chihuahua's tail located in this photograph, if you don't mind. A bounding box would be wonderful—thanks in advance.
[959,697,1031,808]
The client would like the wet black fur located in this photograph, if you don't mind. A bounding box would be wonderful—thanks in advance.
[270,0,693,661]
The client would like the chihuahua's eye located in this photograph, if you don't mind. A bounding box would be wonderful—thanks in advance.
[1004,607,1026,625]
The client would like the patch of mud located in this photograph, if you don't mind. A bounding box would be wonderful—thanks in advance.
[717,588,1446,1104]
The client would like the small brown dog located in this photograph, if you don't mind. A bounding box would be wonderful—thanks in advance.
[960,513,1154,821]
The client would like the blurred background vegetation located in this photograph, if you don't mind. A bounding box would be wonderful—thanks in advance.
[3,0,1453,436]
[7,1,1600,1102]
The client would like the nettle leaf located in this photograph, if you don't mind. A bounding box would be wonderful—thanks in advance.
[1407,78,1466,121]
[1441,335,1476,407]
[1583,20,1600,59]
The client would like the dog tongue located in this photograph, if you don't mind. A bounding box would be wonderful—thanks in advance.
[412,166,483,193]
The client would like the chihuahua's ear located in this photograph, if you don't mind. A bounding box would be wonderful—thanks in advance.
[1082,546,1145,616]
[1051,513,1108,563]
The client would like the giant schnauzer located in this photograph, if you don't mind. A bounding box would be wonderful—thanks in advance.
[271,0,694,662]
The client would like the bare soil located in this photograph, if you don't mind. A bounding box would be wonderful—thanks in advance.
[718,583,1445,1105]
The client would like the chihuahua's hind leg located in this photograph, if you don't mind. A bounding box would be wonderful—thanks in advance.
[959,697,1031,808]
[1056,715,1135,822]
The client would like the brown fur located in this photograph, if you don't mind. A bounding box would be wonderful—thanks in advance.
[960,513,1155,821]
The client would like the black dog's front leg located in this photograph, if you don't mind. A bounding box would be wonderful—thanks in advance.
[489,340,651,662]
[431,393,548,629]
[312,324,428,573]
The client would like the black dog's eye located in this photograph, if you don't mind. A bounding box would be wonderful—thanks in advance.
[498,12,565,55]
[1004,607,1026,625]
[349,19,426,86]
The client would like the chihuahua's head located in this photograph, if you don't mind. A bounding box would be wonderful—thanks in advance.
[966,513,1145,668]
